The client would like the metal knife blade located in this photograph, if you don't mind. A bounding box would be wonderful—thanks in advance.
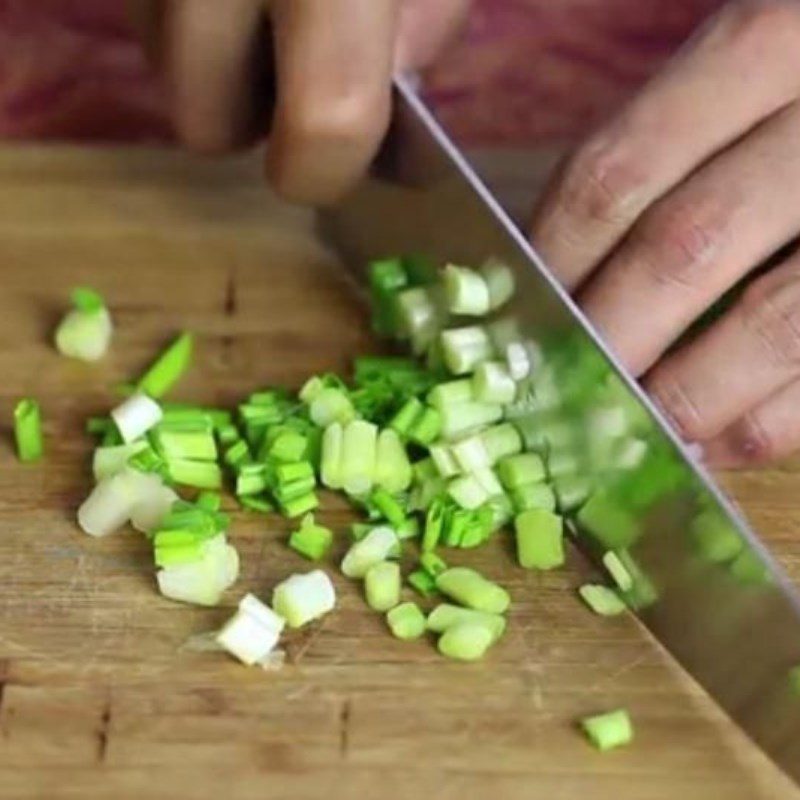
[318,76,800,784]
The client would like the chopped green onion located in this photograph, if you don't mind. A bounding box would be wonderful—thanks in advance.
[505,341,531,380]
[514,509,565,570]
[216,593,285,666]
[13,398,43,463]
[440,326,494,375]
[450,435,490,473]
[386,602,427,640]
[55,288,112,362]
[168,459,223,490]
[511,483,557,513]
[396,287,440,354]
[369,257,408,336]
[369,487,406,528]
[77,471,136,537]
[276,461,314,484]
[127,444,167,477]
[152,427,217,461]
[236,470,267,497]
[217,424,241,446]
[487,493,514,530]
[448,474,489,510]
[269,430,308,463]
[428,379,474,410]
[603,551,634,592]
[137,332,193,399]
[340,420,378,496]
[440,400,503,440]
[93,440,148,480]
[224,439,251,469]
[130,480,179,535]
[320,422,344,490]
[473,361,516,404]
[497,453,545,490]
[407,570,437,597]
[289,514,333,561]
[578,584,626,617]
[427,604,506,642]
[430,444,460,478]
[408,406,442,446]
[473,466,503,498]
[420,552,448,578]
[111,393,163,444]
[580,709,634,752]
[412,458,438,483]
[444,264,490,316]
[374,429,412,493]
[341,526,398,579]
[309,387,355,428]
[279,491,319,518]
[272,569,336,628]
[389,397,424,437]
[479,423,522,464]
[422,497,449,552]
[480,259,515,310]
[365,561,401,612]
[437,621,495,661]
[71,286,105,314]
[196,491,221,512]
[239,495,273,514]
[436,567,510,614]
[157,536,239,607]
[691,508,744,564]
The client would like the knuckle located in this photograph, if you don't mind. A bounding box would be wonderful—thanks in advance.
[728,411,776,465]
[634,201,723,291]
[648,369,707,441]
[741,273,800,367]
[556,134,643,227]
[717,0,800,49]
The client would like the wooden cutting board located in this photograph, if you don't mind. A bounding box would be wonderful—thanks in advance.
[0,145,796,800]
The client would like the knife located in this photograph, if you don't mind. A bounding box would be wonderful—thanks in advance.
[319,75,800,784]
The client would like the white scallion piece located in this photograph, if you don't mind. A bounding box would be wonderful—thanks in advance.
[447,474,489,510]
[374,429,412,494]
[92,440,148,481]
[111,392,163,444]
[320,422,344,490]
[55,306,113,362]
[341,526,398,579]
[77,470,137,537]
[444,264,490,316]
[157,536,239,607]
[430,443,460,478]
[473,361,517,404]
[450,435,490,473]
[505,342,531,381]
[130,476,179,534]
[473,466,503,498]
[440,400,503,440]
[480,259,515,310]
[340,420,378,496]
[272,569,336,628]
[440,326,494,375]
[216,593,286,666]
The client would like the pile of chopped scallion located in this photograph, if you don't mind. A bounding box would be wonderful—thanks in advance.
[12,261,645,752]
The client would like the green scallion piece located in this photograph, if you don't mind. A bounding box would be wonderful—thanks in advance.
[436,567,510,614]
[374,429,412,494]
[515,509,565,570]
[427,604,506,642]
[408,406,442,446]
[578,584,626,617]
[369,487,406,528]
[269,430,308,463]
[408,570,437,597]
[427,379,474,410]
[217,424,241,446]
[386,602,427,640]
[279,491,319,519]
[603,551,634,592]
[137,332,194,399]
[365,561,401,612]
[236,471,267,497]
[152,427,217,462]
[437,621,495,661]
[276,461,314,484]
[420,552,448,578]
[479,423,523,464]
[389,397,423,437]
[196,492,222,512]
[396,517,420,540]
[273,476,316,503]
[239,495,273,514]
[14,399,43,462]
[497,453,546,490]
[224,439,251,468]
[511,483,557,513]
[167,459,222,490]
[289,514,334,561]
[580,709,634,751]
[423,497,448,552]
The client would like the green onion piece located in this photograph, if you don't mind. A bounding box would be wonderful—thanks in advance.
[197,491,222,512]
[272,569,336,628]
[479,423,523,464]
[444,263,490,316]
[239,495,273,514]
[441,326,494,375]
[473,361,516,404]
[408,407,442,446]
[389,397,423,437]
[365,561,401,612]
[137,332,193,399]
[577,489,640,550]
[436,567,510,614]
[480,259,515,310]
[487,493,514,530]
[111,393,163,444]
[440,400,503,440]
[274,476,317,503]
[236,471,267,497]
[448,474,489,510]
[289,514,334,561]
[437,621,495,661]
[269,430,308,463]
[459,505,494,548]
[420,552,448,578]
[578,584,626,617]
[168,459,222,490]
[215,593,285,666]
[369,487,406,528]
[369,257,408,336]
[691,508,744,564]
[224,439,251,468]
[407,570,437,597]
[156,537,239,607]
[412,457,438,483]
[514,509,565,570]
[511,483,557,513]
[309,387,355,428]
[340,420,378,496]
[217,424,241,446]
[71,286,105,314]
[427,379,474,410]
[728,548,773,586]
[14,399,43,462]
[395,287,440,354]
[320,422,344,490]
[553,475,593,513]
[427,604,506,642]
[423,497,448,552]
[410,476,447,512]
[498,453,546,490]
[603,551,634,592]
[430,444,460,478]
[279,491,319,519]
[92,440,147,480]
[396,517,420,540]
[159,406,212,430]
[152,427,217,462]
[55,297,113,362]
[450,435,490,473]
[581,709,634,752]
[341,526,398,579]
[374,429,413,494]
[473,466,503,498]
[386,602,427,640]
[443,508,469,547]
[276,461,314,484]
[86,416,114,437]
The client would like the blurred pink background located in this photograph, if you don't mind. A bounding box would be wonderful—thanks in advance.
[0,0,724,146]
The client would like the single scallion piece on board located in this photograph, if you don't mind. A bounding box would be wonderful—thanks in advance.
[480,259,515,310]
[498,453,545,490]
[365,561,401,612]
[320,422,344,490]
[448,474,489,511]
[436,567,510,614]
[511,483,557,513]
[428,379,473,410]
[603,550,634,592]
[437,621,495,661]
[580,709,634,752]
[374,429,412,494]
[289,514,333,562]
[444,264,490,316]
[216,593,285,666]
[340,420,378,496]
[341,526,398,579]
[386,602,427,640]
[136,332,193,399]
[407,569,437,597]
[515,509,565,570]
[427,604,506,642]
[14,398,44,462]
[272,569,336,628]
[111,393,163,444]
[55,287,113,362]
[578,584,626,617]
[479,423,523,464]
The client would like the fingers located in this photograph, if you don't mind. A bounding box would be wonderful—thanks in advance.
[530,0,800,290]
[266,0,399,205]
[578,101,800,376]
[644,249,800,444]
[394,0,471,70]
[702,378,800,468]
[167,0,266,154]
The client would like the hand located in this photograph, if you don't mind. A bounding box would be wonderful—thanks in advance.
[530,0,800,468]
[135,0,468,204]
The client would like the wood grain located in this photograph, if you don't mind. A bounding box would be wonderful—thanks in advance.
[0,146,795,800]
